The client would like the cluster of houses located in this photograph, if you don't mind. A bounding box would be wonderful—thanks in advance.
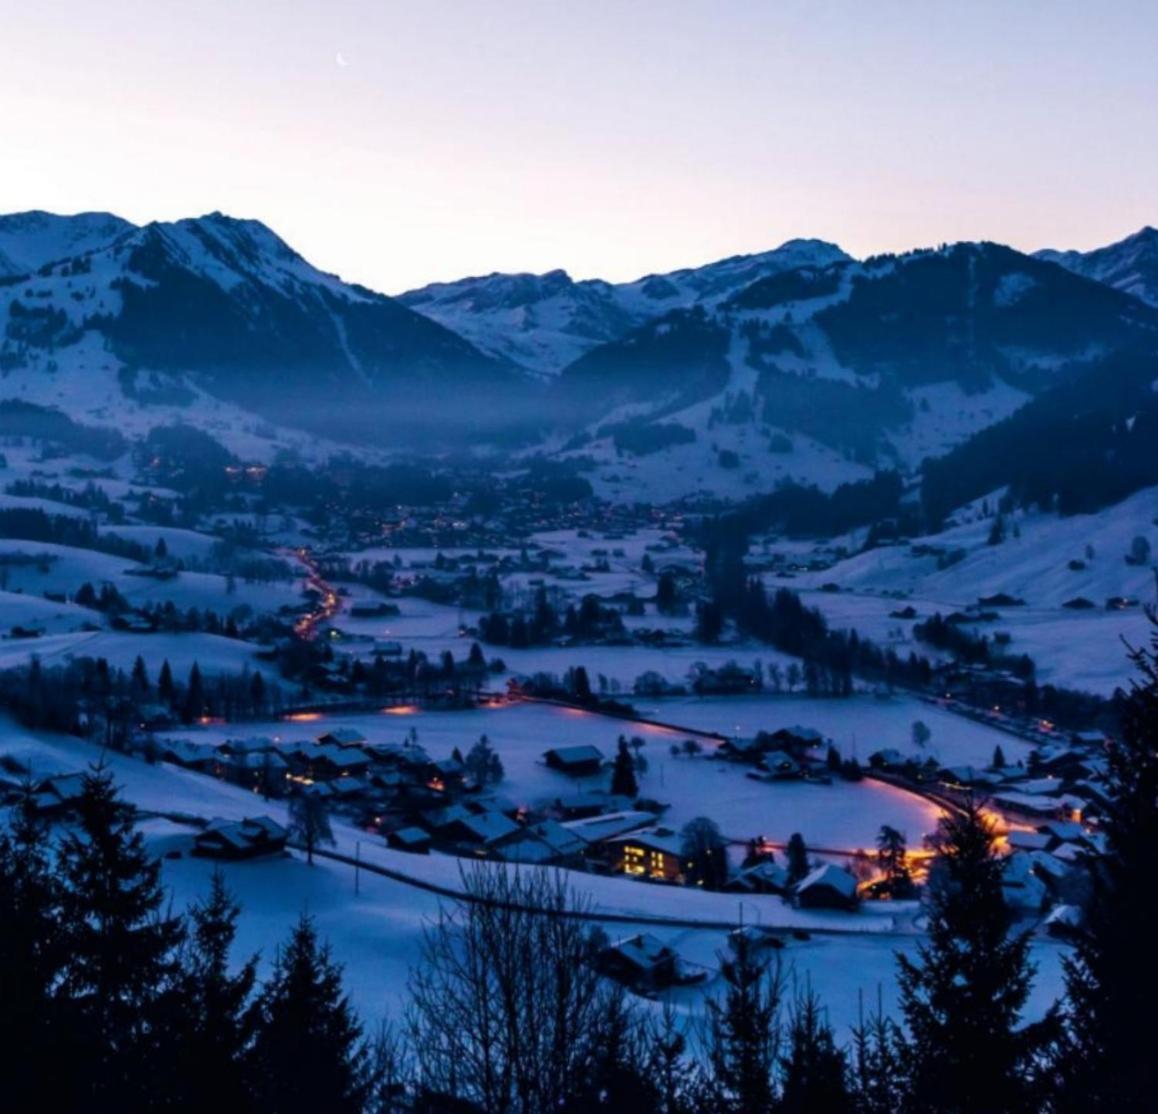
[716,724,831,780]
[870,727,1114,932]
[871,728,1110,827]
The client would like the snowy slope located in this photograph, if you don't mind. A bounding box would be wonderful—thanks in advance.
[549,241,1158,494]
[0,210,528,446]
[1037,226,1158,307]
[399,239,850,375]
[781,486,1158,694]
[0,210,134,277]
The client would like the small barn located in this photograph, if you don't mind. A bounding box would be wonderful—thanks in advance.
[543,745,605,777]
[596,933,678,991]
[193,816,288,860]
[793,863,859,910]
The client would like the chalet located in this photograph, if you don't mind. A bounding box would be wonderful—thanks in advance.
[317,728,367,748]
[596,933,678,991]
[288,743,370,782]
[990,790,1066,821]
[727,924,785,953]
[868,748,909,771]
[766,726,826,754]
[221,747,290,792]
[561,809,659,846]
[494,820,587,866]
[193,816,287,860]
[691,662,761,695]
[1044,904,1083,939]
[543,745,605,777]
[424,805,520,850]
[1006,830,1053,853]
[158,738,218,772]
[725,859,790,896]
[609,827,685,882]
[136,703,176,732]
[30,773,87,817]
[760,750,804,779]
[386,826,432,854]
[793,863,859,910]
[1001,853,1050,912]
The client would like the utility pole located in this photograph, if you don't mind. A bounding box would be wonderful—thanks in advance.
[355,840,361,896]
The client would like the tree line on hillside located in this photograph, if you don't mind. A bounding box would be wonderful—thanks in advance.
[2,617,1156,1111]
[695,528,1109,730]
[0,655,278,741]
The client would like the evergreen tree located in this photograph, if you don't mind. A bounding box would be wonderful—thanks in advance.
[786,833,810,885]
[779,986,851,1113]
[896,800,1055,1112]
[131,654,150,696]
[464,735,504,787]
[703,933,782,1114]
[0,789,68,1110]
[56,769,186,1108]
[571,664,593,702]
[850,988,905,1114]
[611,736,640,798]
[648,1003,698,1114]
[876,825,913,899]
[1055,614,1158,1111]
[992,744,1007,770]
[158,657,175,706]
[250,914,369,1114]
[182,661,205,724]
[696,599,725,644]
[170,871,258,1111]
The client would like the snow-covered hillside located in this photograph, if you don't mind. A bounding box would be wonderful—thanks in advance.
[0,210,133,277]
[0,210,525,445]
[781,486,1158,694]
[399,239,849,375]
[547,240,1158,492]
[1037,226,1158,308]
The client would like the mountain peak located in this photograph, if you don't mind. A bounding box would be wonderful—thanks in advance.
[0,209,135,276]
[1035,225,1158,307]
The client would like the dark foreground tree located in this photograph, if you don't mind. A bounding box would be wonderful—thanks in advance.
[249,913,369,1114]
[170,870,259,1111]
[849,988,905,1114]
[1055,612,1158,1112]
[896,800,1056,1113]
[56,768,186,1108]
[408,865,652,1113]
[779,986,851,1113]
[0,789,68,1110]
[703,933,783,1114]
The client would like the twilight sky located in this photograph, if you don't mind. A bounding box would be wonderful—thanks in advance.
[2,1,1155,292]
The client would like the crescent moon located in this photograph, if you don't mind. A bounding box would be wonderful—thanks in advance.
[336,52,350,68]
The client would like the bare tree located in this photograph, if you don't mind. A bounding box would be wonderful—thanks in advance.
[288,792,334,866]
[407,864,645,1113]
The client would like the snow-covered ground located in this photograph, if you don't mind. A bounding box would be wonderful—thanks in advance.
[0,717,1067,1038]
[777,487,1157,695]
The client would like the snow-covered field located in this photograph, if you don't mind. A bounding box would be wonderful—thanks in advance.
[778,487,1157,695]
[0,717,1067,1037]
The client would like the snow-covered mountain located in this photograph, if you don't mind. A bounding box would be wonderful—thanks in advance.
[0,211,529,444]
[0,210,134,277]
[1036,226,1158,307]
[541,241,1158,499]
[399,239,849,375]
